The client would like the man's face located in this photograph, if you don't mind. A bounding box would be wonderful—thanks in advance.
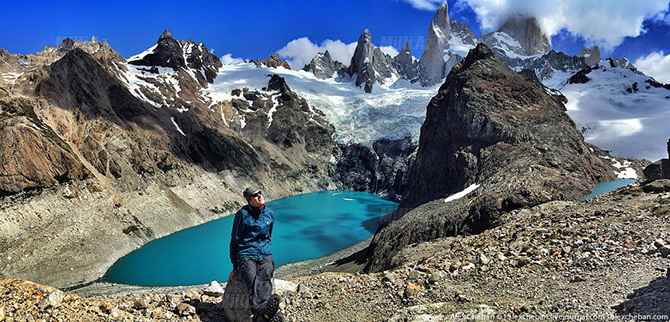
[248,190,265,208]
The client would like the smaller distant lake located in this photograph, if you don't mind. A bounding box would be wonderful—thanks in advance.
[579,178,637,200]
[104,191,398,286]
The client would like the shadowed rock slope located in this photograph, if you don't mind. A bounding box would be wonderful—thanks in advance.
[366,44,617,272]
[0,39,337,288]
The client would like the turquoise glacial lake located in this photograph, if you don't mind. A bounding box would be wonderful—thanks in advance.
[579,178,637,201]
[104,191,398,286]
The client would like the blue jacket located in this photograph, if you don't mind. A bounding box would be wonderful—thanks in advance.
[230,204,274,268]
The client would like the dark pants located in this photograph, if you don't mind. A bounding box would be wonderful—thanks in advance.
[237,255,274,314]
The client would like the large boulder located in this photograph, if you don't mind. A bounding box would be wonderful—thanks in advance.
[365,44,615,272]
[221,273,253,322]
[643,138,670,182]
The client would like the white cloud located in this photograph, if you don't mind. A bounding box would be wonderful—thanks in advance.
[463,0,669,51]
[399,0,445,11]
[277,37,357,70]
[220,53,244,65]
[379,46,400,57]
[635,51,670,83]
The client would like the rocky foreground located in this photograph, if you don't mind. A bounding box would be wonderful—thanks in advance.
[1,181,670,321]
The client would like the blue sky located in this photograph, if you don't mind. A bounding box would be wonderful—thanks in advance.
[1,0,669,82]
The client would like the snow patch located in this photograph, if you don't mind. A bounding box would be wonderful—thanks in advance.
[127,44,158,62]
[445,184,480,203]
[2,72,23,85]
[171,117,186,136]
[599,156,638,179]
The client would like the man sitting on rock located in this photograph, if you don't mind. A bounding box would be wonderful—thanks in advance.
[229,186,282,322]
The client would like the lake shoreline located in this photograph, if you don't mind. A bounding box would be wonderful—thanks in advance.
[69,236,373,299]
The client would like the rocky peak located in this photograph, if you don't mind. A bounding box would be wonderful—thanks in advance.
[366,43,616,271]
[607,57,639,73]
[498,16,551,56]
[266,74,293,98]
[302,50,346,79]
[129,29,186,70]
[431,2,451,35]
[254,53,291,69]
[183,39,222,82]
[579,46,601,66]
[418,2,452,85]
[159,29,174,41]
[393,42,420,81]
[347,29,397,93]
[128,30,222,83]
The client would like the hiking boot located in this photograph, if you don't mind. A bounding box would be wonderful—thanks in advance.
[256,294,280,322]
[269,310,285,322]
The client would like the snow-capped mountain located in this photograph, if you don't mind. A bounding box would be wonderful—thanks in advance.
[560,61,670,161]
[127,29,221,84]
[110,6,669,162]
[417,3,478,86]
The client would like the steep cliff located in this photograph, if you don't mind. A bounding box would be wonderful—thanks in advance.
[366,44,617,272]
[347,29,398,93]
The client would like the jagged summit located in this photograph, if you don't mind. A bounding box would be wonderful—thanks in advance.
[418,2,452,85]
[128,30,222,83]
[254,53,291,69]
[607,56,639,72]
[497,16,551,56]
[302,50,346,79]
[159,29,174,40]
[393,42,420,81]
[347,29,398,93]
[579,46,602,66]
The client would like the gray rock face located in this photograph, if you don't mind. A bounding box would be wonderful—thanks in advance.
[608,57,640,73]
[393,43,420,82]
[347,29,398,93]
[302,51,346,79]
[492,48,590,84]
[498,17,551,56]
[480,31,526,57]
[366,44,616,272]
[418,2,451,86]
[330,137,417,202]
[579,46,602,66]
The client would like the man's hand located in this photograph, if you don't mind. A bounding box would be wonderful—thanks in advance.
[227,269,237,283]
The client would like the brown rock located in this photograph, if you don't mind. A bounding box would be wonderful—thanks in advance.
[624,236,637,249]
[0,97,87,194]
[133,298,149,310]
[404,283,420,298]
[177,303,196,316]
[99,303,113,314]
